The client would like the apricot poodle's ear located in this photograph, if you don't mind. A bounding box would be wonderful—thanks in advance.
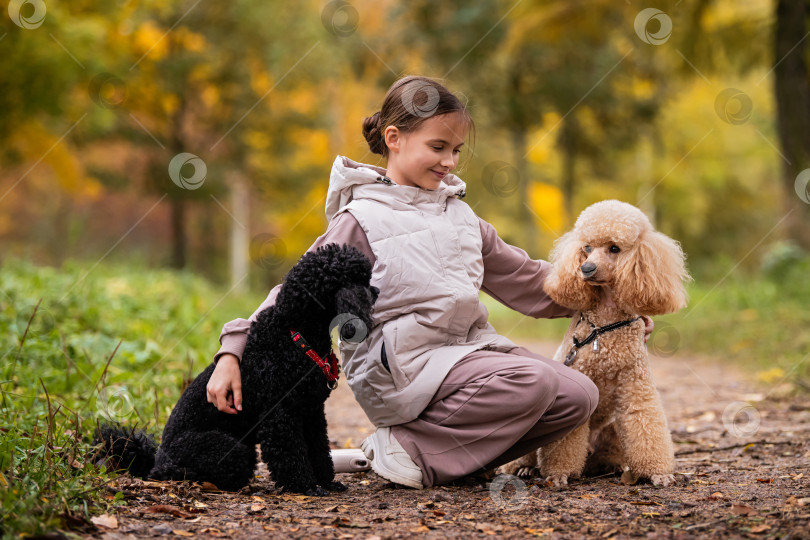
[543,231,601,311]
[613,230,692,316]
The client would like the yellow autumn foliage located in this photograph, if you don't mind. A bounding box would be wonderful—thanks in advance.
[528,182,565,235]
[133,21,169,61]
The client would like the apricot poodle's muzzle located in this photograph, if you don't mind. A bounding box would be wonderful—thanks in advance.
[580,261,597,279]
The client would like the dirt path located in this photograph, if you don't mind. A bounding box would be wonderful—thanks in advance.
[87,342,810,539]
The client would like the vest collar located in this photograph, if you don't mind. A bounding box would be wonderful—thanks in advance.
[325,155,467,220]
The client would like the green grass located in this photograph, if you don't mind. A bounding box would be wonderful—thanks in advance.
[1,253,808,537]
[0,257,259,538]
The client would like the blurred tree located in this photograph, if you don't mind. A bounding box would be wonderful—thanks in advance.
[774,0,810,249]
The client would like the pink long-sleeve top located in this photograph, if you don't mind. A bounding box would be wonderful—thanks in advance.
[213,212,574,363]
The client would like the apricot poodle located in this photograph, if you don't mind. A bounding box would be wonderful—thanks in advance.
[500,200,691,487]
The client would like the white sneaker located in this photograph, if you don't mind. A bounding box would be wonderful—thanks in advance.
[361,427,423,489]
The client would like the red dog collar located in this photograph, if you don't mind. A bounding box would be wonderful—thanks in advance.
[290,330,339,389]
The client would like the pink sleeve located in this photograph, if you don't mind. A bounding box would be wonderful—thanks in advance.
[213,211,374,363]
[478,217,575,319]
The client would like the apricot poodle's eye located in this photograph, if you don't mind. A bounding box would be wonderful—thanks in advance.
[584,245,592,254]
[610,245,621,254]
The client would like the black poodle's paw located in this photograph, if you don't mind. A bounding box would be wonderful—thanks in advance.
[325,481,347,492]
[305,485,330,497]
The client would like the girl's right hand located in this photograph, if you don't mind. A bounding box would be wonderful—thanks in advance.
[207,354,242,414]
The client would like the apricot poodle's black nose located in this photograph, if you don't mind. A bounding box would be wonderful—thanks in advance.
[581,262,597,277]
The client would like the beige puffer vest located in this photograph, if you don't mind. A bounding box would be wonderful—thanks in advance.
[326,156,518,426]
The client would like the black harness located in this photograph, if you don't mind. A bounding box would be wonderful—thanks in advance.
[564,314,641,366]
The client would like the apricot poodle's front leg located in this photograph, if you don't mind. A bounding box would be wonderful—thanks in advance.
[539,423,590,486]
[497,451,539,478]
[615,396,675,487]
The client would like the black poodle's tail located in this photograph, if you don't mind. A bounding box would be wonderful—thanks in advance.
[94,424,158,479]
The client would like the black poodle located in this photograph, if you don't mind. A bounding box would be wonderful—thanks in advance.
[98,243,377,496]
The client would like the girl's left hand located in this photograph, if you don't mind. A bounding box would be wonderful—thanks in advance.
[641,316,654,343]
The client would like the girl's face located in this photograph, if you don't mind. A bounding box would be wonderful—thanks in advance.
[383,112,468,190]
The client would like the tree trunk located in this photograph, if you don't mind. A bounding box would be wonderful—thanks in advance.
[170,196,186,269]
[512,127,535,252]
[560,116,579,227]
[774,0,810,249]
[228,170,249,293]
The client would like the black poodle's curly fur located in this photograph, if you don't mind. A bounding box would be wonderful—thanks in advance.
[97,244,377,495]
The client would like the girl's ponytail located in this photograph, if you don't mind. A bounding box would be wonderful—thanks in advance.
[362,111,385,155]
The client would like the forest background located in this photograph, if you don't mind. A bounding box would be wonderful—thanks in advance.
[2,0,810,536]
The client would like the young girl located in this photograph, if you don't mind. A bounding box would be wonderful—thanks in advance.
[207,76,648,489]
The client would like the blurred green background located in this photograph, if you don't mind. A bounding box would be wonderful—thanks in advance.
[2,0,810,536]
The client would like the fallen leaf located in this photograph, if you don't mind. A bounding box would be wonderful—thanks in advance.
[756,478,773,483]
[143,481,171,488]
[730,504,757,516]
[249,504,265,513]
[642,512,660,517]
[409,525,430,533]
[580,493,600,499]
[525,528,555,536]
[750,524,771,533]
[199,528,226,537]
[708,492,724,500]
[142,505,195,519]
[90,514,118,529]
[173,530,194,537]
[200,482,219,491]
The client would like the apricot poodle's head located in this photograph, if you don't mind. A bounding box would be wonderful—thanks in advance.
[543,200,691,316]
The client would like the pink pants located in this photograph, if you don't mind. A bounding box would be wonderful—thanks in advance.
[391,346,598,487]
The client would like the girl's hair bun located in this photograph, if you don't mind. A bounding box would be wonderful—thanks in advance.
[362,111,385,155]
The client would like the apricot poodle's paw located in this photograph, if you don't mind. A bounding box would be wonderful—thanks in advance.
[544,474,569,487]
[515,466,539,478]
[325,481,347,492]
[650,474,675,487]
[497,461,525,477]
[305,485,330,497]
